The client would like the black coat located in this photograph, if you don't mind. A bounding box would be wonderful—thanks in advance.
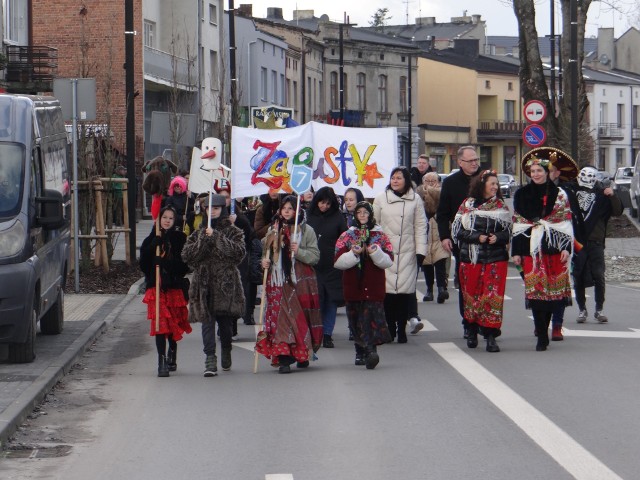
[437,169,481,241]
[306,198,347,304]
[455,203,510,264]
[139,227,189,291]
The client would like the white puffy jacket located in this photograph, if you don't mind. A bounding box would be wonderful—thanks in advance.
[373,188,428,294]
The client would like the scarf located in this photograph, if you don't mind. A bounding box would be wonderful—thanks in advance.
[451,196,512,264]
[512,187,574,268]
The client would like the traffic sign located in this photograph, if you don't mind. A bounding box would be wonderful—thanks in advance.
[523,124,547,147]
[523,100,547,123]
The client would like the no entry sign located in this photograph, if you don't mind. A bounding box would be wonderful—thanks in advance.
[523,124,547,147]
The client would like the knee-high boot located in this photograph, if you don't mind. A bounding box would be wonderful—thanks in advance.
[397,319,408,343]
[534,311,550,351]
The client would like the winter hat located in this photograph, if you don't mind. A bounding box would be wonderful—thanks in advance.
[168,176,187,196]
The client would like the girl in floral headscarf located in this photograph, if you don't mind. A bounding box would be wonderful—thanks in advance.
[334,201,393,369]
[452,171,511,353]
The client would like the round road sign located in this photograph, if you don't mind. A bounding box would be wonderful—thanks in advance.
[523,124,547,148]
[523,100,547,123]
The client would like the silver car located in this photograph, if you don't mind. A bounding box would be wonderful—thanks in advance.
[497,174,518,198]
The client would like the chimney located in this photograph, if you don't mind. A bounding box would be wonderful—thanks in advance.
[293,9,315,20]
[597,27,615,70]
[453,39,480,57]
[237,4,252,17]
[266,7,283,19]
[471,14,481,24]
[416,16,436,26]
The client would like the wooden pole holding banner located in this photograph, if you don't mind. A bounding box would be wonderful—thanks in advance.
[252,262,270,374]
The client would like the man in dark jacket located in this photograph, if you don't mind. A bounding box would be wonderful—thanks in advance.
[436,146,481,337]
[410,154,433,187]
[565,166,623,324]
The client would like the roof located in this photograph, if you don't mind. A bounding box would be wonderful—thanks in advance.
[487,36,598,57]
[366,22,480,43]
[420,48,520,75]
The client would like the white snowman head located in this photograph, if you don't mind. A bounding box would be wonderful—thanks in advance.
[577,166,597,189]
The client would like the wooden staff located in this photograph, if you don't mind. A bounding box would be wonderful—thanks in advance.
[253,232,273,374]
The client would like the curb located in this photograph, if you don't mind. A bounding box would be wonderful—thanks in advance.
[0,292,139,448]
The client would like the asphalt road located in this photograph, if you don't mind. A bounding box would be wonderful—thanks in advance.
[1,266,638,480]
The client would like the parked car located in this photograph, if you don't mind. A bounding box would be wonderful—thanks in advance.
[438,173,448,184]
[613,166,633,209]
[629,153,640,217]
[497,174,518,198]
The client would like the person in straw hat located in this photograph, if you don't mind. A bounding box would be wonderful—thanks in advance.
[511,147,575,351]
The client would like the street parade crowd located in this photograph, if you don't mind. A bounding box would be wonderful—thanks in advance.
[138,146,623,377]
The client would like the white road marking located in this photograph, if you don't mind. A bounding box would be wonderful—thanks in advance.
[265,475,294,480]
[430,342,623,480]
[562,327,640,338]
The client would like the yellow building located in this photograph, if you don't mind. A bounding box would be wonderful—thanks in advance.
[417,41,525,178]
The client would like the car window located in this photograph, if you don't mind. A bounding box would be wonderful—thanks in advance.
[497,174,509,183]
[0,143,25,218]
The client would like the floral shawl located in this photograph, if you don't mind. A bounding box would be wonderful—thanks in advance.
[451,196,512,264]
[512,187,574,267]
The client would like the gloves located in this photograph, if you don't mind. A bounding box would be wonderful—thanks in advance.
[416,254,425,267]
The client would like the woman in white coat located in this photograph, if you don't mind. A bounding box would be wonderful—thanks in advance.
[373,166,428,343]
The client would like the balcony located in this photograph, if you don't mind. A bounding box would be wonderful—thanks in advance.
[328,109,366,127]
[144,46,195,91]
[598,123,624,141]
[397,112,411,123]
[477,119,526,141]
[4,46,58,93]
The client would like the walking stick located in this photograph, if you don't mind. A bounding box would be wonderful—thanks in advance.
[252,266,270,374]
[150,194,163,333]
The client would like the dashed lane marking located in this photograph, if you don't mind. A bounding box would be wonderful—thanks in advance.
[265,475,294,480]
[431,342,623,480]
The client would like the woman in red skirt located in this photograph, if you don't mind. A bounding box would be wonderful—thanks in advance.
[140,206,191,376]
[452,170,512,352]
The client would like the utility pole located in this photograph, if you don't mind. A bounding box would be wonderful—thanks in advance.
[124,0,136,258]
[407,54,412,169]
[228,0,238,127]
[570,0,578,159]
[339,23,344,122]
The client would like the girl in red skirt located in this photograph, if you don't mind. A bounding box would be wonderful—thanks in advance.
[140,206,191,376]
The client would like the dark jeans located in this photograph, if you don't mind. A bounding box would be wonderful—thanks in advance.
[573,242,606,311]
[422,259,447,290]
[202,316,233,356]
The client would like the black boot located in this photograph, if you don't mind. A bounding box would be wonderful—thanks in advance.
[167,347,177,372]
[221,347,232,371]
[397,320,408,343]
[355,344,366,366]
[158,355,170,377]
[466,323,478,348]
[387,320,397,341]
[322,334,334,348]
[437,287,449,304]
[423,289,434,302]
[365,345,379,370]
[534,312,550,351]
[486,334,500,352]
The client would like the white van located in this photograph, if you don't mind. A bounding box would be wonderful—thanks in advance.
[0,95,70,362]
[630,152,640,218]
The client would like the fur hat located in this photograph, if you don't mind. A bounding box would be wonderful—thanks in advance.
[168,176,187,196]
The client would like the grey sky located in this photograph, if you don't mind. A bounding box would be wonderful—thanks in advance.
[246,0,635,38]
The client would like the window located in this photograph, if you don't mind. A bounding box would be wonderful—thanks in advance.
[508,82,513,91]
[599,148,607,170]
[261,67,268,100]
[281,74,285,106]
[272,70,278,102]
[504,100,516,122]
[599,103,608,124]
[4,0,28,44]
[485,80,491,89]
[313,78,318,114]
[293,81,298,112]
[380,53,385,60]
[286,79,291,106]
[358,51,363,59]
[330,71,338,110]
[143,20,156,48]
[633,105,639,129]
[308,76,312,114]
[399,76,407,113]
[378,75,388,113]
[616,148,625,167]
[401,56,406,62]
[617,104,625,127]
[209,3,217,25]
[209,50,219,90]
[356,73,366,111]
[319,80,324,113]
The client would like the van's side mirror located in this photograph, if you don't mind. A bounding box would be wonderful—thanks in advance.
[36,189,67,229]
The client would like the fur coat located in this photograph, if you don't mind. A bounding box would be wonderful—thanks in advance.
[182,217,246,322]
[417,185,450,265]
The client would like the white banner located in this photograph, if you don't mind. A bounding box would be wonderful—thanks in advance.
[230,122,398,198]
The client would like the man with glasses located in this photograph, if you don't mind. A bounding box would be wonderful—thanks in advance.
[436,146,481,338]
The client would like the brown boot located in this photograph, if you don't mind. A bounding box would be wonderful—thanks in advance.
[551,324,564,341]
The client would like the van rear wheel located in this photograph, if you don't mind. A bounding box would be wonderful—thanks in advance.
[40,287,64,335]
[8,296,37,363]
